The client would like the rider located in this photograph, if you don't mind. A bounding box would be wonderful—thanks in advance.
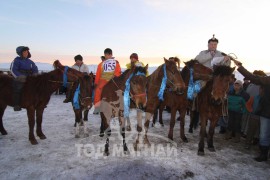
[126,53,149,76]
[93,48,121,114]
[192,35,232,130]
[63,54,89,103]
[10,46,38,111]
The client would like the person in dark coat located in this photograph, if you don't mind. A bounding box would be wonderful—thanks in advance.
[233,59,270,162]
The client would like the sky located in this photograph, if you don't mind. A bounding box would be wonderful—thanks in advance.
[0,0,270,71]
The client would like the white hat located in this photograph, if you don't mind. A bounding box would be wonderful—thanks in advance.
[234,80,243,87]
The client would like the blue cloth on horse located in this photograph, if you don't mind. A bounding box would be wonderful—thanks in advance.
[73,84,80,110]
[187,68,202,100]
[158,64,167,101]
[63,66,68,88]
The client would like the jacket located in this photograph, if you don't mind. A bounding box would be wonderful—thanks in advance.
[237,66,270,118]
[10,56,38,78]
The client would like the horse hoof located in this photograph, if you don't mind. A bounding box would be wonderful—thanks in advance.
[188,129,193,133]
[208,147,216,152]
[84,134,89,138]
[30,140,38,145]
[168,136,173,141]
[160,123,164,127]
[0,130,8,135]
[182,137,188,143]
[103,151,109,156]
[197,151,205,156]
[39,135,47,140]
[75,134,80,138]
[124,150,130,155]
[143,138,151,147]
[126,126,131,131]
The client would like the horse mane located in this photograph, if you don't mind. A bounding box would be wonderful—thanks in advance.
[213,65,233,76]
[134,66,147,75]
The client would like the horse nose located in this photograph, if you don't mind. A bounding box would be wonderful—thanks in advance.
[176,87,185,95]
[211,98,222,105]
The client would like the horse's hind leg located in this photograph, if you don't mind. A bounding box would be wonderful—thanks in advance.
[0,106,8,135]
[27,107,38,145]
[152,108,158,127]
[36,107,46,140]
[198,116,207,155]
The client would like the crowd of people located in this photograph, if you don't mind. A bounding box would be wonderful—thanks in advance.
[8,34,269,162]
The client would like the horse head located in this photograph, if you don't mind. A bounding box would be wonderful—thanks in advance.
[129,64,148,109]
[164,57,185,95]
[183,59,213,82]
[211,65,235,105]
[52,60,78,82]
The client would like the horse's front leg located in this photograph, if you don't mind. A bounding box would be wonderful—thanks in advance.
[27,107,38,145]
[134,109,143,151]
[82,110,89,137]
[198,115,207,155]
[126,117,131,131]
[74,109,82,138]
[119,110,129,154]
[36,106,46,139]
[143,111,153,147]
[158,104,165,126]
[179,108,188,142]
[0,106,8,135]
[168,108,176,140]
[83,109,89,121]
[207,118,218,152]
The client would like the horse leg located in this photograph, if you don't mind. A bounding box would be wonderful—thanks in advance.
[198,115,207,155]
[152,108,158,127]
[143,111,152,147]
[74,109,82,138]
[134,109,143,151]
[36,106,46,139]
[27,107,38,145]
[126,117,131,131]
[119,111,129,154]
[83,110,89,137]
[168,108,176,140]
[189,110,194,133]
[159,104,165,127]
[207,119,217,152]
[83,109,89,121]
[179,109,188,142]
[0,106,7,135]
[103,119,111,156]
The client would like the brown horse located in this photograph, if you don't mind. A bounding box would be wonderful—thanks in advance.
[152,59,213,142]
[134,58,186,150]
[53,60,94,138]
[197,65,235,155]
[100,64,148,156]
[0,66,78,145]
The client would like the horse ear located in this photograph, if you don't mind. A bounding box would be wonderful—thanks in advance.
[164,57,168,63]
[144,64,148,70]
[231,66,236,73]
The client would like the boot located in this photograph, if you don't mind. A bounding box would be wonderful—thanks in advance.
[219,126,226,134]
[232,133,241,143]
[63,89,72,103]
[13,80,24,111]
[254,146,269,162]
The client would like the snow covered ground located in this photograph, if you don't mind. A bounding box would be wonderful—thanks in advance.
[0,95,269,180]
